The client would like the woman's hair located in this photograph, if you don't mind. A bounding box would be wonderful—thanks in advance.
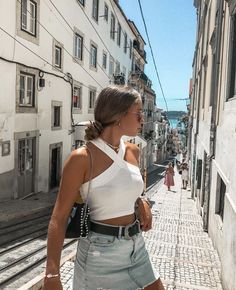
[84,85,141,141]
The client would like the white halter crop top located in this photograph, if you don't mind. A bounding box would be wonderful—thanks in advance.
[80,138,144,220]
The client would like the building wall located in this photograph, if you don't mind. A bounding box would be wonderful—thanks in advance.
[190,1,236,289]
[0,0,137,200]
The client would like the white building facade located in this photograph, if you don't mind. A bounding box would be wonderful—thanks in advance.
[190,1,236,289]
[0,0,144,200]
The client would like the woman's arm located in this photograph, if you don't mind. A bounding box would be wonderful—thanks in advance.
[126,142,152,232]
[43,148,89,289]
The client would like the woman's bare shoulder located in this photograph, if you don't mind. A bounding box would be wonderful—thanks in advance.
[64,146,89,172]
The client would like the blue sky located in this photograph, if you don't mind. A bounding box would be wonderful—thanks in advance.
[119,0,197,112]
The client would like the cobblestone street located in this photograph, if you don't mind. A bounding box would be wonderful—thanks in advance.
[60,172,223,290]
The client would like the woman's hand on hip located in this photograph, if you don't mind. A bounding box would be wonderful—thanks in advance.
[137,198,152,232]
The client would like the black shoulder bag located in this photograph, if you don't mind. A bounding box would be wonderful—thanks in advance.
[65,145,93,239]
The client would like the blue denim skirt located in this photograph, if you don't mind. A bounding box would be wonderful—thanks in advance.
[72,231,159,290]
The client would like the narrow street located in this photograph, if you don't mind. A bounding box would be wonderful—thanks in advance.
[57,170,222,290]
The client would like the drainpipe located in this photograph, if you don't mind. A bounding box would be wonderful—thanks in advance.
[205,0,224,231]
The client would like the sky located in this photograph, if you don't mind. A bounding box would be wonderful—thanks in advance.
[119,0,197,112]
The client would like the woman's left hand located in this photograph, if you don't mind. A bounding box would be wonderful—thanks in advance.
[136,198,152,231]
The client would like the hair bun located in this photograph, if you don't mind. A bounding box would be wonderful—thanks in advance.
[84,120,103,141]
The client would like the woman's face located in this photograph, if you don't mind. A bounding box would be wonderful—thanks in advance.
[120,101,144,136]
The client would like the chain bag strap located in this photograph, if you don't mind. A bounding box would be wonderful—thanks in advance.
[65,144,93,239]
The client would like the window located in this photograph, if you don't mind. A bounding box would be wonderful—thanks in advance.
[19,72,35,107]
[75,33,83,61]
[54,106,61,127]
[104,3,108,21]
[89,90,96,109]
[73,86,82,109]
[90,44,97,68]
[124,32,127,53]
[129,39,132,59]
[110,13,115,40]
[117,22,121,46]
[115,61,120,74]
[228,14,236,99]
[109,56,114,76]
[21,0,36,35]
[78,0,85,6]
[53,40,63,71]
[55,46,62,68]
[52,101,62,129]
[215,174,226,221]
[102,52,107,69]
[92,0,99,21]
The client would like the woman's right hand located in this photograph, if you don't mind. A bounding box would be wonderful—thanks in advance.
[42,277,63,290]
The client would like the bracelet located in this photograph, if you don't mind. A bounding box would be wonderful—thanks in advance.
[45,273,60,279]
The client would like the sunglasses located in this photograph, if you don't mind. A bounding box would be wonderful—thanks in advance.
[128,111,144,122]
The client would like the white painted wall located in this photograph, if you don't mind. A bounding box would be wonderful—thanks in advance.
[0,0,136,199]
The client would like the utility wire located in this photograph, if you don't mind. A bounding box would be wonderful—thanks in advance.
[43,0,111,83]
[137,0,169,112]
[17,0,104,89]
[0,26,64,75]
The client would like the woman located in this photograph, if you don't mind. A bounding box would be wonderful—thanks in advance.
[164,162,175,191]
[181,162,189,189]
[43,86,165,290]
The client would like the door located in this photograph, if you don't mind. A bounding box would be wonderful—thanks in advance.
[50,146,61,189]
[17,138,35,198]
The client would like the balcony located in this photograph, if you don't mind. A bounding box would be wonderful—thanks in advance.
[133,40,146,61]
[113,73,125,85]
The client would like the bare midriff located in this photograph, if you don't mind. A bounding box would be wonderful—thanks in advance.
[96,213,135,226]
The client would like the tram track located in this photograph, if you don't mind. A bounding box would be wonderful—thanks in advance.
[0,239,76,288]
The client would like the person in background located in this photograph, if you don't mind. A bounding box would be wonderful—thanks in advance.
[164,162,175,191]
[181,162,189,189]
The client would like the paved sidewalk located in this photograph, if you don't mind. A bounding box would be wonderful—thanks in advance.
[60,172,223,290]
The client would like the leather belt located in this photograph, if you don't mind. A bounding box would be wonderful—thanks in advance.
[90,220,141,240]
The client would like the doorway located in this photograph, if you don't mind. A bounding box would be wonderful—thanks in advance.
[49,143,62,190]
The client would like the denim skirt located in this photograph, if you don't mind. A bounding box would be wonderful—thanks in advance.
[72,231,159,290]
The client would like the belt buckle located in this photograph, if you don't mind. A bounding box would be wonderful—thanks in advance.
[124,224,132,240]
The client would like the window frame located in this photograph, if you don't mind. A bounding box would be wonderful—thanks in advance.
[19,72,35,107]
[129,39,132,59]
[53,40,64,71]
[88,89,96,112]
[54,45,62,68]
[124,32,128,53]
[92,0,99,22]
[51,101,62,130]
[21,0,37,36]
[73,85,82,110]
[117,22,121,46]
[74,33,83,61]
[227,14,236,100]
[110,12,115,40]
[104,3,108,22]
[215,174,226,221]
[90,43,97,69]
[102,51,107,69]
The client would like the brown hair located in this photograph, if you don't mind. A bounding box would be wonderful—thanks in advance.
[84,85,141,141]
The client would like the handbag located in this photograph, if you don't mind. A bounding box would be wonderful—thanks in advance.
[65,145,93,239]
[135,196,152,231]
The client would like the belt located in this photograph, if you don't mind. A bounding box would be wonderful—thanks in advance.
[90,220,141,240]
